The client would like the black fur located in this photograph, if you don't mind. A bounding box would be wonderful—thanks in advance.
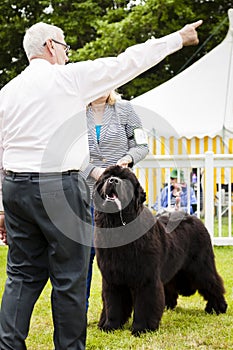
[93,165,227,336]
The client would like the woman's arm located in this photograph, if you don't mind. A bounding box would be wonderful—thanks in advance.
[117,101,149,166]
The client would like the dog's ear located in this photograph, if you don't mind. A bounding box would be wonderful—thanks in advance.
[139,186,147,204]
[135,182,146,206]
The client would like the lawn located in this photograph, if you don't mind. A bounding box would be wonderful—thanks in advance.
[0,246,232,349]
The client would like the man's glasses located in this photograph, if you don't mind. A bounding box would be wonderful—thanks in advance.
[43,38,70,54]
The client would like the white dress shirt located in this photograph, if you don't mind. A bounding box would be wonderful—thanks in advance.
[0,32,182,209]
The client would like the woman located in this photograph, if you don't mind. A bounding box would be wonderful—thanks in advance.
[81,90,149,311]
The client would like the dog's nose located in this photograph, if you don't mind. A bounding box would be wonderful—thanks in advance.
[108,177,119,184]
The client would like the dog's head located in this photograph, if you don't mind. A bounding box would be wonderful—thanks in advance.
[93,166,156,247]
[93,165,146,217]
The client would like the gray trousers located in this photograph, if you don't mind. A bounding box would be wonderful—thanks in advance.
[0,171,92,350]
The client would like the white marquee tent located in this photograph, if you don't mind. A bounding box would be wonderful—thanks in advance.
[132,9,233,141]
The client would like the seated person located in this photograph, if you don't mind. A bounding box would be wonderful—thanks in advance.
[152,169,197,214]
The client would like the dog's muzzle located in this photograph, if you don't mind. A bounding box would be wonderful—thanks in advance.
[108,176,121,185]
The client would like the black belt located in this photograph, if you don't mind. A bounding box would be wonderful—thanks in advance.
[4,170,79,179]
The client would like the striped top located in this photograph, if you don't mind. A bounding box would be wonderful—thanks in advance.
[81,100,149,194]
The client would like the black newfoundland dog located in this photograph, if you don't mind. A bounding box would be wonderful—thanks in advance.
[93,165,227,335]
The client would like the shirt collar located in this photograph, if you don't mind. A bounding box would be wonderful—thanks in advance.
[29,58,53,66]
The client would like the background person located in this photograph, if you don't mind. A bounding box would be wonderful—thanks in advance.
[152,169,197,214]
[81,90,149,311]
[0,20,202,350]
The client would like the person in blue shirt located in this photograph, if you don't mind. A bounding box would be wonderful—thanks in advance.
[152,169,197,214]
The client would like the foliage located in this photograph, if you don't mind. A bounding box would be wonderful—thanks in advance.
[0,245,232,349]
[1,0,233,97]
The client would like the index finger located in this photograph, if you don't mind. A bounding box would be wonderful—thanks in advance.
[191,20,203,29]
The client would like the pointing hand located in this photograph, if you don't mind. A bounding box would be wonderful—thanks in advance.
[179,20,203,46]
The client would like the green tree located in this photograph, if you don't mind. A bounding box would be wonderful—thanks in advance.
[1,0,233,96]
[0,0,127,89]
[74,0,233,98]
[0,0,50,88]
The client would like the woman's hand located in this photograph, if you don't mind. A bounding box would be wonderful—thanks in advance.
[90,167,105,180]
[116,155,133,168]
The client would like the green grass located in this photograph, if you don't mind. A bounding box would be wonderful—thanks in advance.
[0,246,233,350]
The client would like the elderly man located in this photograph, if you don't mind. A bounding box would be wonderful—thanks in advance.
[0,20,202,350]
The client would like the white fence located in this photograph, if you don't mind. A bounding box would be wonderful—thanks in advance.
[135,151,233,246]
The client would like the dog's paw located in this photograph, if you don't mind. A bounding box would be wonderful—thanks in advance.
[165,298,177,310]
[165,303,176,310]
[205,299,228,315]
[132,322,159,336]
[98,322,123,333]
[99,325,115,333]
[131,328,143,337]
[131,327,157,337]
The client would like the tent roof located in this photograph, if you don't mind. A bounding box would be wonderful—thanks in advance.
[132,9,233,139]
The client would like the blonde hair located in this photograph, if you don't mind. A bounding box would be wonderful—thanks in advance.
[87,90,121,108]
[106,90,121,105]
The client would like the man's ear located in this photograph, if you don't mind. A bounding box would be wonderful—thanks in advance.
[44,39,55,57]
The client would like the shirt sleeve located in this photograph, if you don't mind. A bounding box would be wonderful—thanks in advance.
[79,163,95,181]
[153,187,168,211]
[68,32,183,106]
[120,101,149,165]
[190,188,197,204]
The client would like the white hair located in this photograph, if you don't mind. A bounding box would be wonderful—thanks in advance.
[23,22,64,60]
